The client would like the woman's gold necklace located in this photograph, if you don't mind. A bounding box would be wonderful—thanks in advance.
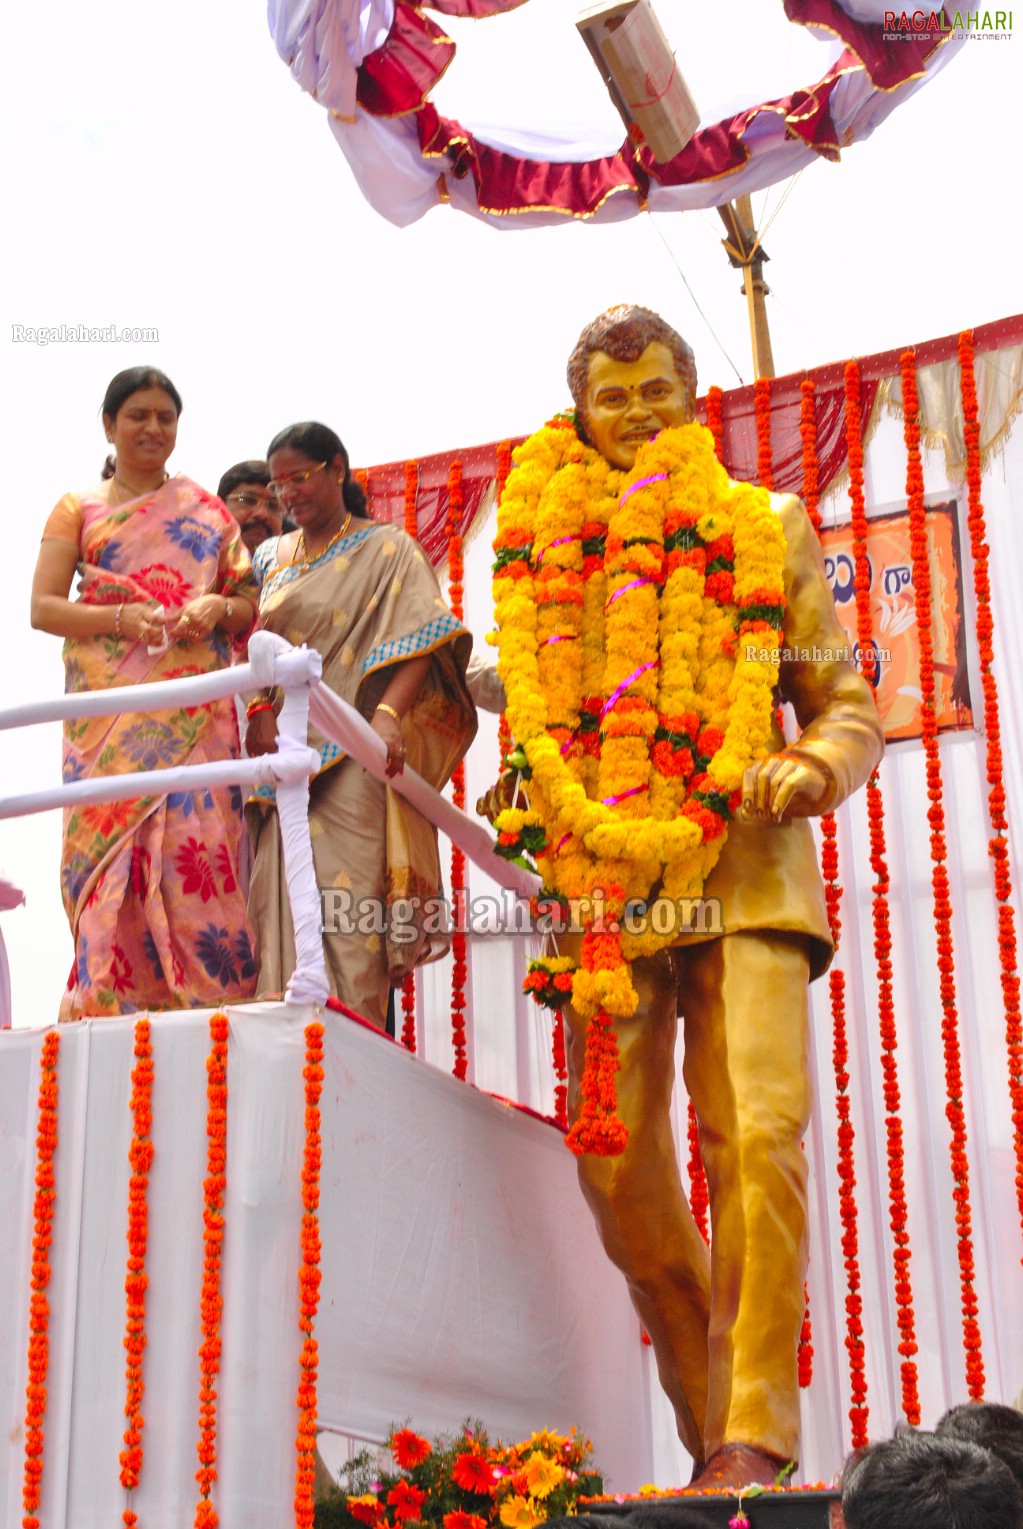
[291,509,352,567]
[114,472,168,502]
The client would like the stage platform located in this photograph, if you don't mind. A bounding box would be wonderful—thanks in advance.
[573,1489,843,1528]
[1,1004,662,1528]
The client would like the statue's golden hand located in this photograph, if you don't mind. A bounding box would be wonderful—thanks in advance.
[740,749,836,824]
[476,769,525,825]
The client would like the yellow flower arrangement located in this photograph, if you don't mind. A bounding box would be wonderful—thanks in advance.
[493,420,786,1153]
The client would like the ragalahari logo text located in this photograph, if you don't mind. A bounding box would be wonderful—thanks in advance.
[883,8,1013,37]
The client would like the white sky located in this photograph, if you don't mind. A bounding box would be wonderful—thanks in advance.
[1,0,1019,1023]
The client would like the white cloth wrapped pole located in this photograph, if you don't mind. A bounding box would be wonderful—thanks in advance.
[0,754,319,821]
[274,667,330,1007]
[0,649,321,732]
[306,679,540,900]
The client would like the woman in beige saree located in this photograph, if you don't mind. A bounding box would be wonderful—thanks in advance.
[246,423,476,1026]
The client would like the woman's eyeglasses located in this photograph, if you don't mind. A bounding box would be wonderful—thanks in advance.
[266,461,328,494]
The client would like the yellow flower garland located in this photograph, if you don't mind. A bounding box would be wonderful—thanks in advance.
[493,419,786,1153]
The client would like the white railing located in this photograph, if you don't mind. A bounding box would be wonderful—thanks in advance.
[0,630,536,1014]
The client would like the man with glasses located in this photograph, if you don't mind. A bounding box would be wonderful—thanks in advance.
[217,460,289,555]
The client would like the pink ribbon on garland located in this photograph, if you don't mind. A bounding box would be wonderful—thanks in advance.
[618,473,668,508]
[534,535,577,568]
[604,577,652,612]
[600,661,660,718]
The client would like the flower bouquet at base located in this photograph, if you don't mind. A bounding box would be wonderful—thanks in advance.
[314,1421,603,1529]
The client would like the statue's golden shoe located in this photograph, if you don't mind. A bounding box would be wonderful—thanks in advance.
[690,1442,791,1492]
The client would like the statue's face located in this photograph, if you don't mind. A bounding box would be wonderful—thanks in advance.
[582,341,692,469]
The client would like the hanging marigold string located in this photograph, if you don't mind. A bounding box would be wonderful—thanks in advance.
[821,805,868,1446]
[295,1020,325,1529]
[754,376,774,490]
[959,330,1023,1253]
[794,379,824,1392]
[685,1100,710,1243]
[399,458,421,1045]
[901,349,985,1398]
[120,1018,155,1526]
[21,1029,59,1529]
[844,361,921,1423]
[495,441,515,769]
[704,386,724,464]
[551,1009,569,1128]
[447,460,470,1079]
[194,1013,229,1529]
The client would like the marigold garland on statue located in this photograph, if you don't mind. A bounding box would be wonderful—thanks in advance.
[194,1013,229,1529]
[493,421,786,1155]
[21,1029,60,1529]
[685,1101,710,1243]
[958,329,1023,1252]
[901,350,985,1397]
[295,1020,325,1529]
[120,1018,155,1526]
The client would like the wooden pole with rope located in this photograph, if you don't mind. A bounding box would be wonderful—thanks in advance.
[717,194,776,380]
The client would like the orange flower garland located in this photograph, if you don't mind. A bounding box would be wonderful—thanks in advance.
[704,386,724,464]
[551,1011,569,1128]
[685,1100,709,1243]
[21,1029,59,1529]
[295,1020,325,1529]
[447,460,470,1079]
[844,361,920,1424]
[901,350,985,1398]
[959,329,1023,1243]
[120,1018,155,1526]
[795,382,823,1394]
[496,440,515,772]
[399,460,421,1049]
[194,1013,229,1529]
[754,377,774,490]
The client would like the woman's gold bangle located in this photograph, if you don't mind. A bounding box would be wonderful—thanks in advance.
[376,702,402,725]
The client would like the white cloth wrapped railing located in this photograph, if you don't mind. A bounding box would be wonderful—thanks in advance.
[0,632,537,1012]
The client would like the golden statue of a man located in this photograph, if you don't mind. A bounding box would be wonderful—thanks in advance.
[491,306,884,1488]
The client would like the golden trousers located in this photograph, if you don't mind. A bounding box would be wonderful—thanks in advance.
[564,931,812,1465]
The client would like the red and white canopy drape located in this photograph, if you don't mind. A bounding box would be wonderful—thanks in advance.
[266,0,962,227]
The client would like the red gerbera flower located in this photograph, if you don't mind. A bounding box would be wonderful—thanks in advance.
[444,1513,488,1529]
[452,1453,497,1494]
[388,1482,427,1522]
[391,1429,432,1470]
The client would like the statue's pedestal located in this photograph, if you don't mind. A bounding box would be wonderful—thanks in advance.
[577,1490,843,1528]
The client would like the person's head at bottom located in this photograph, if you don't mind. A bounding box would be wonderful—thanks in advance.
[936,1400,1023,1492]
[841,1430,1023,1529]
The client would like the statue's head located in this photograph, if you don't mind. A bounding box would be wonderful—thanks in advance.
[567,305,697,470]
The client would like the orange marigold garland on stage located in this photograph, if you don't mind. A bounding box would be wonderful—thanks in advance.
[796,381,822,1392]
[295,1020,325,1529]
[844,361,921,1424]
[494,420,786,1155]
[704,386,724,464]
[901,350,985,1397]
[754,376,774,490]
[194,1013,229,1529]
[400,459,420,1049]
[447,460,470,1079]
[836,362,871,1444]
[120,1018,155,1526]
[21,1029,59,1529]
[959,330,1023,1250]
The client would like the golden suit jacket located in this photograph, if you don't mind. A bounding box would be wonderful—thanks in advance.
[683,491,884,978]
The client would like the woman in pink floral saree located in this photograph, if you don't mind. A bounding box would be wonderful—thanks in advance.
[30,368,260,1018]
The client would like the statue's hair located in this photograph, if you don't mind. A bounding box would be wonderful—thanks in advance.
[566,305,697,415]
